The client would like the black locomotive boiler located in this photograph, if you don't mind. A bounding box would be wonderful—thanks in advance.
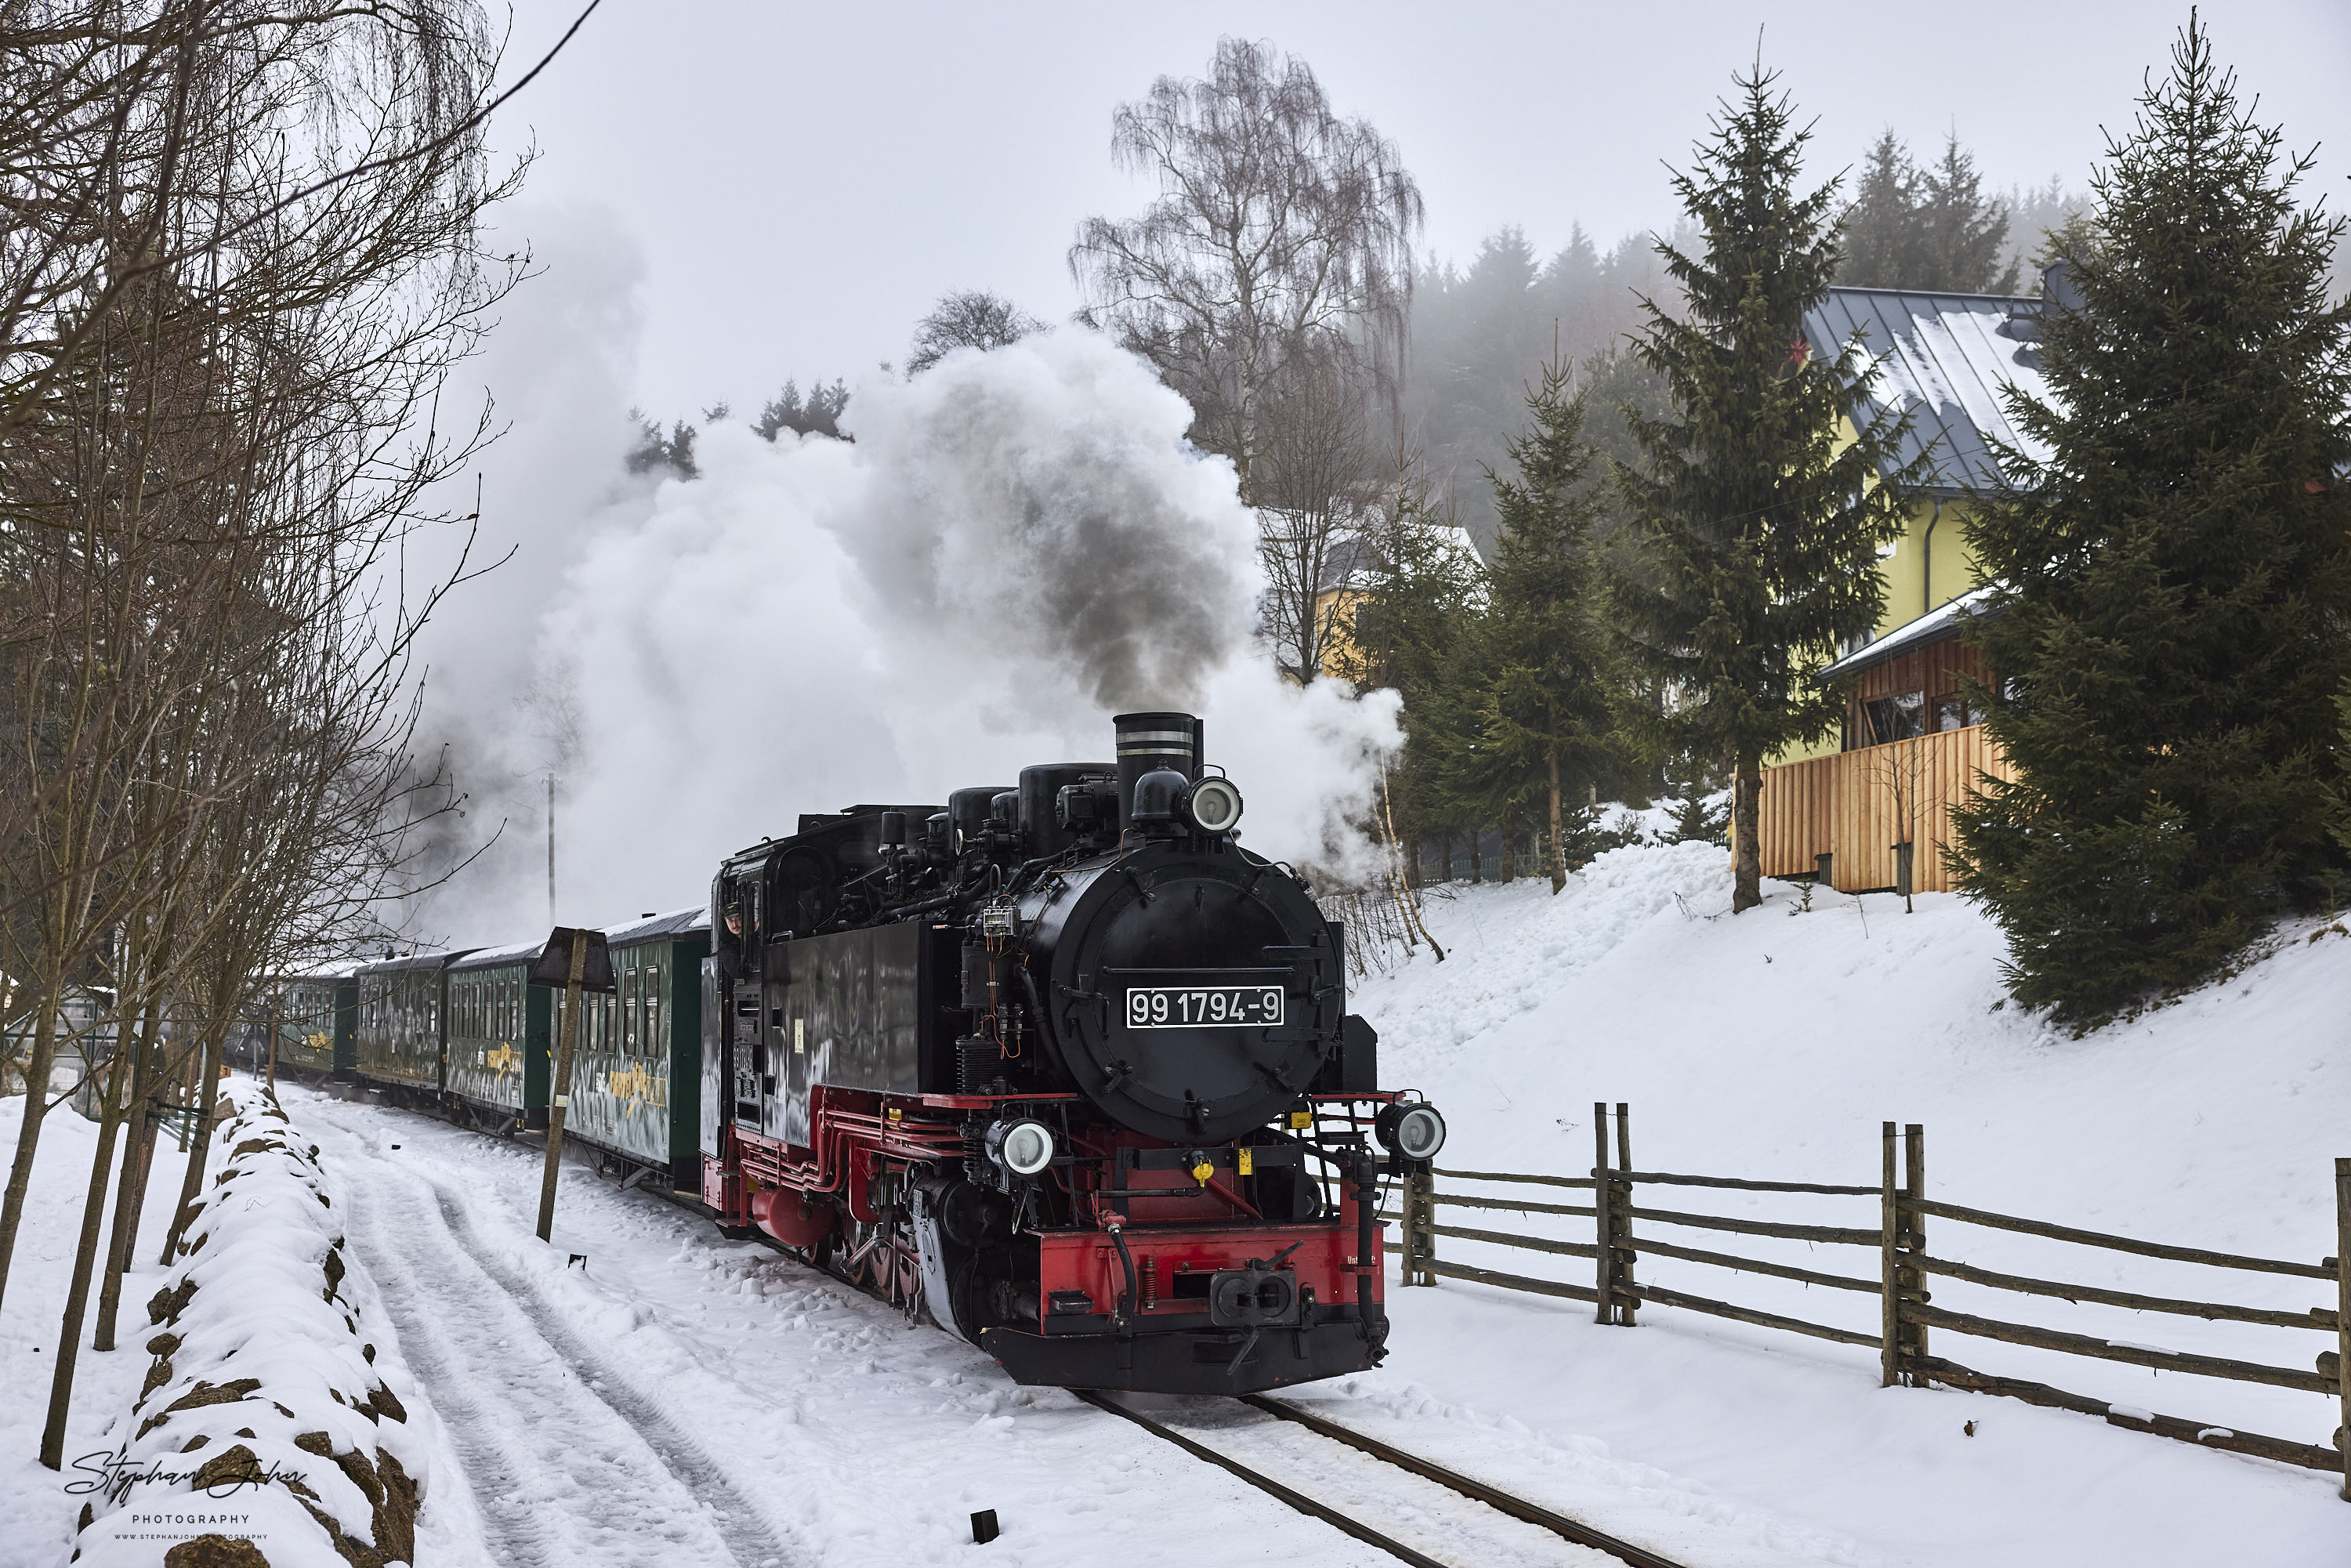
[698,710,1447,1392]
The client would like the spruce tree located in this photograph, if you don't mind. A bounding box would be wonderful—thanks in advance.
[1616,63,1924,912]
[1457,353,1620,891]
[1839,130,1919,288]
[1951,20,2351,1021]
[1841,129,2021,293]
[1336,461,1483,865]
[1918,134,2020,293]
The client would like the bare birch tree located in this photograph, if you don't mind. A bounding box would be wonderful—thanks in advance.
[1252,337,1379,681]
[1070,38,1420,483]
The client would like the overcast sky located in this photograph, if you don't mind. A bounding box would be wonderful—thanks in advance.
[483,0,2351,418]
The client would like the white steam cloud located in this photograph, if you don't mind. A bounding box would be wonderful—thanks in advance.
[416,214,1399,943]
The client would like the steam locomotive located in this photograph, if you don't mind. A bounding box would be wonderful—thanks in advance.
[698,711,1446,1392]
[310,710,1444,1395]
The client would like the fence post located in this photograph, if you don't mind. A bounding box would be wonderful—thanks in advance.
[1903,1123,1928,1373]
[1880,1121,1900,1388]
[1592,1103,1616,1325]
[1614,1102,1637,1327]
[1413,1167,1437,1286]
[2335,1157,2349,1501]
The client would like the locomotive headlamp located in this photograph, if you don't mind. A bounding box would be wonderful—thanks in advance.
[1183,777,1244,835]
[985,1117,1055,1179]
[1375,1100,1447,1163]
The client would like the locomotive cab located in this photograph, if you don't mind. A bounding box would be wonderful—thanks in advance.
[699,711,1443,1394]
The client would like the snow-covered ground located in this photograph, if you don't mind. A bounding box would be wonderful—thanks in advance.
[275,1088,1849,1568]
[0,1099,206,1568]
[1357,842,2349,1566]
[2,841,2342,1565]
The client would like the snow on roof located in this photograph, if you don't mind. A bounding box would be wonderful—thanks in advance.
[448,938,549,972]
[270,959,364,983]
[1317,521,1485,594]
[356,948,472,976]
[602,906,710,945]
[1820,583,2003,682]
[1803,287,2056,495]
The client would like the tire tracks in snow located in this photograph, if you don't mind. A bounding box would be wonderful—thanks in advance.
[353,1178,556,1568]
[344,1141,796,1567]
[416,1173,800,1568]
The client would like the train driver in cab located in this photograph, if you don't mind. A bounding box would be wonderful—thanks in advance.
[715,899,751,983]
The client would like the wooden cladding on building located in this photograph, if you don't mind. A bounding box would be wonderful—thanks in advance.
[1759,725,2015,894]
[1848,636,1996,747]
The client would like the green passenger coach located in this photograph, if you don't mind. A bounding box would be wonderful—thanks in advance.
[561,909,709,1193]
[356,951,469,1095]
[445,942,552,1131]
[273,966,357,1078]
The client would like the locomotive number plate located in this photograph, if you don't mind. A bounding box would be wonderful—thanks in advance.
[1125,985,1284,1029]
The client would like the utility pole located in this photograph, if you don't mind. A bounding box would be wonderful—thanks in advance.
[546,775,556,926]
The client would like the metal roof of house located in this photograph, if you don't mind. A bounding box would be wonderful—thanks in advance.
[1820,584,2004,682]
[1802,287,2055,495]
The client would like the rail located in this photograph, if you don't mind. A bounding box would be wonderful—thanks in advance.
[1075,1389,1694,1568]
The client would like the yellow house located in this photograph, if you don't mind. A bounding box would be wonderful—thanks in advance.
[1310,525,1483,682]
[1760,284,2053,892]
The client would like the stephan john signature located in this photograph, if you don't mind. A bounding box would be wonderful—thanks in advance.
[65,1451,310,1505]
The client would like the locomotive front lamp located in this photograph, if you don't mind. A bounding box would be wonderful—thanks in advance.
[1375,1101,1447,1163]
[986,1117,1056,1178]
[1183,777,1244,835]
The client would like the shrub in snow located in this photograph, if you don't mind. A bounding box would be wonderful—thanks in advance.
[69,1092,425,1568]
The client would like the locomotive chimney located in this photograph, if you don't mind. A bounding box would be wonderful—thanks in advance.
[1113,712,1201,831]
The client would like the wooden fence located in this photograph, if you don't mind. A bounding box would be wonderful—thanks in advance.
[1394,1106,2350,1496]
[1755,724,2016,893]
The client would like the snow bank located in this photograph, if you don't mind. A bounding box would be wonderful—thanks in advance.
[1377,839,1733,1066]
[70,1092,429,1568]
[1353,841,2351,1565]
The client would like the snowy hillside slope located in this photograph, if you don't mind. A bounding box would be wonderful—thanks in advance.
[1354,841,2349,1565]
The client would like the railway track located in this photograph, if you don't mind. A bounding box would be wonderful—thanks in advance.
[1075,1389,1690,1568]
[324,1088,1679,1566]
[654,1148,1686,1566]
